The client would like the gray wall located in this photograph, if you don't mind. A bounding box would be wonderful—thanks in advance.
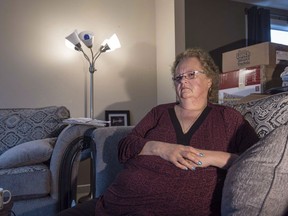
[185,0,249,71]
[184,0,288,71]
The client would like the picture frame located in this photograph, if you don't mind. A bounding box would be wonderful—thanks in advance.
[105,110,130,127]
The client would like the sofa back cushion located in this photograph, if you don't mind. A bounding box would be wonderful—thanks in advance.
[221,123,288,216]
[0,106,70,155]
[231,92,288,138]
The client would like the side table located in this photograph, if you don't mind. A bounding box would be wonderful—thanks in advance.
[0,199,14,216]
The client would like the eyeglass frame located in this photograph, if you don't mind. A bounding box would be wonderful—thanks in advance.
[172,70,206,83]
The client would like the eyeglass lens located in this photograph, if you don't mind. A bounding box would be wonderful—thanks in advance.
[173,71,196,83]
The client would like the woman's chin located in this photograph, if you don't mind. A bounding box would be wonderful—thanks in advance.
[180,95,193,100]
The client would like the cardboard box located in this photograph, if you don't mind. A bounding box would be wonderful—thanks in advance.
[218,65,284,104]
[222,42,288,72]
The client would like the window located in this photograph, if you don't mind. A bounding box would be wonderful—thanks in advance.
[271,29,288,45]
[270,14,288,45]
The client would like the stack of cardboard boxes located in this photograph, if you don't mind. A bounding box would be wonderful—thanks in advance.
[218,42,288,104]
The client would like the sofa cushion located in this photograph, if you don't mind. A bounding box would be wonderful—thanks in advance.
[221,123,288,216]
[92,126,133,197]
[0,106,70,155]
[231,92,288,138]
[0,138,56,169]
[0,164,51,200]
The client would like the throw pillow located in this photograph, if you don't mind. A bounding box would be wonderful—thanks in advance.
[221,123,288,216]
[232,92,288,138]
[0,137,56,169]
[0,106,70,155]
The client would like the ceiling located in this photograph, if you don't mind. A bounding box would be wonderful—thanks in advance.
[231,0,288,11]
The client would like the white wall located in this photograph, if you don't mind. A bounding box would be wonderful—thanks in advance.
[155,0,185,105]
[156,0,174,105]
[0,0,158,125]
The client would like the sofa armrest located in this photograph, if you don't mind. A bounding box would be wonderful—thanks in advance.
[49,124,95,210]
[91,126,134,198]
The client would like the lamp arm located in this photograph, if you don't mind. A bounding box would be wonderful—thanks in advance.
[92,50,102,63]
[79,49,96,74]
[90,48,94,59]
[80,50,91,64]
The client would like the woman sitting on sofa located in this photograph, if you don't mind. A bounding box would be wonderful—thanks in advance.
[58,48,259,216]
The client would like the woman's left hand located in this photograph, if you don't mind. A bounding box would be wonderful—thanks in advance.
[184,149,238,170]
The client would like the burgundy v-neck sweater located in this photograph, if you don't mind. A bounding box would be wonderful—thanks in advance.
[96,103,259,216]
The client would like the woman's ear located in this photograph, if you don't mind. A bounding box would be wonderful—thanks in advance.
[207,78,212,89]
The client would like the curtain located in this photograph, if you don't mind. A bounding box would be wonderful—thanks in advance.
[246,6,271,46]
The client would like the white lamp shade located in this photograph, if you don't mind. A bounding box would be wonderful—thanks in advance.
[107,34,121,51]
[65,30,82,50]
[65,39,76,50]
[101,34,121,52]
[101,39,109,46]
[78,31,94,48]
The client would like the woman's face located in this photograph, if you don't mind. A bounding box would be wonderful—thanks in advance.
[174,57,212,101]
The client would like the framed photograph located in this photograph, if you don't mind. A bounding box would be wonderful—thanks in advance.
[105,110,130,127]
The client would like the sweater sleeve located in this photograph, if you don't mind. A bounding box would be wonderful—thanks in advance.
[234,119,260,153]
[222,107,259,154]
[118,106,161,163]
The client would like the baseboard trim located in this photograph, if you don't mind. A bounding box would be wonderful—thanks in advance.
[77,184,91,194]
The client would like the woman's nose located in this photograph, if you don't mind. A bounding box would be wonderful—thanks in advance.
[180,75,188,83]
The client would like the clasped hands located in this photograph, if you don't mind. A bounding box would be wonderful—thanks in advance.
[141,141,236,170]
[157,143,208,171]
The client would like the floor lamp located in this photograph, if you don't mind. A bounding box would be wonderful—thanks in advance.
[65,30,121,203]
[65,30,121,118]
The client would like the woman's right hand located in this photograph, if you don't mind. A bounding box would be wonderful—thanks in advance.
[140,141,204,170]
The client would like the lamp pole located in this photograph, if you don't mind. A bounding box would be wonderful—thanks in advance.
[80,48,103,119]
[89,67,95,119]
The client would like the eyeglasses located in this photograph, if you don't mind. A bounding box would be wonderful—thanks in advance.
[172,70,206,83]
